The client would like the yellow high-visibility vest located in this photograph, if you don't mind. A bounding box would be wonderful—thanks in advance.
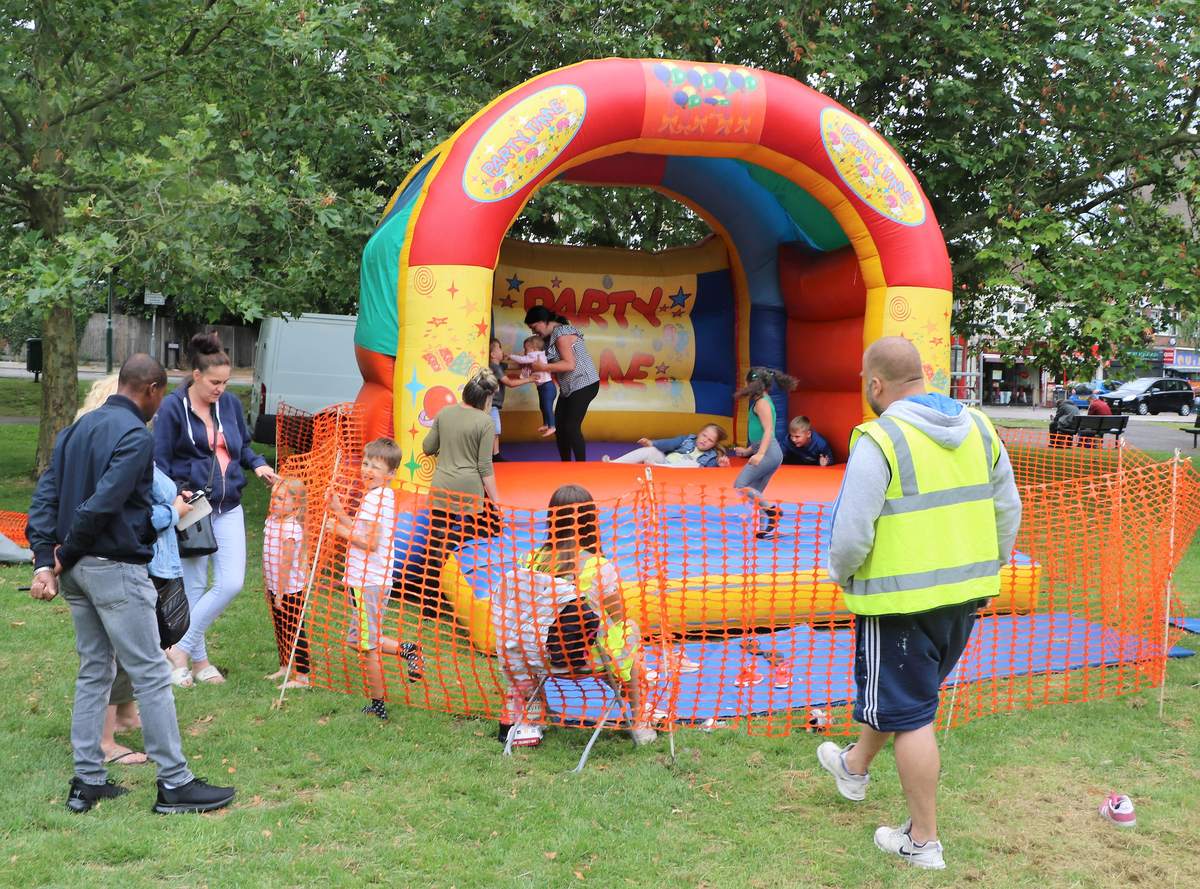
[843,408,1002,616]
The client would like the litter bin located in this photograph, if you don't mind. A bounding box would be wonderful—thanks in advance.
[166,342,180,370]
[25,337,42,382]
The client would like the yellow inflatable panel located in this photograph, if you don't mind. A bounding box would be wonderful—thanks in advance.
[442,555,1042,653]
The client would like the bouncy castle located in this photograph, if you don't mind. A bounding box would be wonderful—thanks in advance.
[265,59,1195,740]
[353,57,953,477]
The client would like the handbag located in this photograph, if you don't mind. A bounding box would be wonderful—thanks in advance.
[152,575,190,649]
[176,409,220,558]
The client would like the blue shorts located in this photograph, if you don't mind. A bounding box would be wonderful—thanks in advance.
[490,405,501,435]
[852,600,982,732]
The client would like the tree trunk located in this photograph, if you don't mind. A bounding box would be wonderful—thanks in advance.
[34,299,79,478]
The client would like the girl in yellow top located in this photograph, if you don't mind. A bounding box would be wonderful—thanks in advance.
[518,485,656,745]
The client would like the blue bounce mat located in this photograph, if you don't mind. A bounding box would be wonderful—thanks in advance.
[1170,617,1200,634]
[543,613,1195,724]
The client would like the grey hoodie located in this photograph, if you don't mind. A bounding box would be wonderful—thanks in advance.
[827,394,1022,591]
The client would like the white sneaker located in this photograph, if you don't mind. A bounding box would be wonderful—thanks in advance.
[509,724,543,747]
[629,727,658,746]
[816,741,869,801]
[874,819,946,869]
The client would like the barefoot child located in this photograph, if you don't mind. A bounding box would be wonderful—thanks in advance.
[327,438,423,720]
[508,335,557,437]
[263,478,311,689]
[732,367,799,539]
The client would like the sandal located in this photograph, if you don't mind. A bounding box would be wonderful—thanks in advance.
[193,664,225,684]
[169,666,194,688]
[103,747,149,766]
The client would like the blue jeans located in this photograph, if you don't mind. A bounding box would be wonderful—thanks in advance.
[180,506,247,663]
[536,381,557,428]
[59,557,193,787]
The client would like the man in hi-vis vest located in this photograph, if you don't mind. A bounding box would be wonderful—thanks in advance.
[819,337,1021,870]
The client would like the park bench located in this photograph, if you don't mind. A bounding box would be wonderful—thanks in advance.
[1181,413,1200,448]
[1052,413,1128,447]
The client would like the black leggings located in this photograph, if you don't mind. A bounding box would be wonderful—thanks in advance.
[554,381,600,461]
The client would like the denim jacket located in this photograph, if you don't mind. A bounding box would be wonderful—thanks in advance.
[149,466,184,579]
[650,434,722,468]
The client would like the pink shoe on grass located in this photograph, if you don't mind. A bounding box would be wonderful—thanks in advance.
[1099,793,1136,828]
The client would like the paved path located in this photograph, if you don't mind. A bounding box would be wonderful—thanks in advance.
[0,360,252,384]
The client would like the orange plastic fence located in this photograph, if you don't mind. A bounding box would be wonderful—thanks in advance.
[264,405,1199,739]
[0,511,28,547]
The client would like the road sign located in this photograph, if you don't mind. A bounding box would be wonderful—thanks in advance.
[144,291,166,306]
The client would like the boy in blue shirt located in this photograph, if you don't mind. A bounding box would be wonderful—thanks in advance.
[782,416,834,466]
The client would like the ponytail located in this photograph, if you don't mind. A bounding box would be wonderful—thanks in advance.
[734,366,799,400]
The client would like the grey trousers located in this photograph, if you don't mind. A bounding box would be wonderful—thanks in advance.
[59,557,193,787]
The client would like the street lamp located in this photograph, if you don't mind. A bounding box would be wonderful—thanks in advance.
[106,274,114,374]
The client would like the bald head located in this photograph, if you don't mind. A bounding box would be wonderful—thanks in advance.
[862,336,925,415]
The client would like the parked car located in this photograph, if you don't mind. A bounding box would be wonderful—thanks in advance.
[1098,377,1194,416]
[1065,380,1117,409]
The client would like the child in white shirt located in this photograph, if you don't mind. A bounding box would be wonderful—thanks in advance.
[327,438,422,720]
[264,477,311,688]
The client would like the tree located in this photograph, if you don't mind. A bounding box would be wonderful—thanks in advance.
[0,1,403,473]
[5,1,1198,476]
[776,1,1199,368]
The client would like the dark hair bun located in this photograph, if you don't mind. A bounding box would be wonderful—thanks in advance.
[189,331,224,355]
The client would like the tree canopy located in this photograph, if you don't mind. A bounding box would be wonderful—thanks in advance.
[2,1,1197,469]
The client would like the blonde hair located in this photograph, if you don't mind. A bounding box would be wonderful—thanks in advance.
[270,477,307,521]
[698,423,729,454]
[76,374,120,420]
[788,415,812,433]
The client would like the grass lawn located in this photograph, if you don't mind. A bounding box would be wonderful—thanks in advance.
[1,425,1198,888]
[0,377,251,419]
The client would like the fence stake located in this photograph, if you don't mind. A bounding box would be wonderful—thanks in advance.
[1158,449,1181,719]
[277,425,346,709]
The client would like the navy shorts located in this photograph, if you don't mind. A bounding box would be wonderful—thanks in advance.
[852,600,982,732]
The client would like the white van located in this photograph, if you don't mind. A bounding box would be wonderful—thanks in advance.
[249,313,361,444]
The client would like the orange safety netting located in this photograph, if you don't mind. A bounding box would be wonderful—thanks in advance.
[0,511,28,547]
[265,405,1199,739]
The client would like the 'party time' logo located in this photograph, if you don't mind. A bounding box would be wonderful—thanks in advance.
[463,85,587,203]
[821,107,925,227]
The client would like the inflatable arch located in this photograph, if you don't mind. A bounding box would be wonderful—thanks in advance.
[354,58,953,482]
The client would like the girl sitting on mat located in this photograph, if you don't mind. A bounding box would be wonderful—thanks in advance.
[602,423,731,468]
[493,484,657,747]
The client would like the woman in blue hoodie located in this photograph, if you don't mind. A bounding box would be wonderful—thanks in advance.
[154,332,279,684]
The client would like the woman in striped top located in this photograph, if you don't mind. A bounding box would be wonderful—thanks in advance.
[525,306,601,462]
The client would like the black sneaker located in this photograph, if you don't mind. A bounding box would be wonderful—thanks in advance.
[399,641,424,682]
[755,506,781,539]
[66,777,129,813]
[362,698,389,720]
[152,777,236,814]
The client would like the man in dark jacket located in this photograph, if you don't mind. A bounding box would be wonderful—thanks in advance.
[26,355,235,815]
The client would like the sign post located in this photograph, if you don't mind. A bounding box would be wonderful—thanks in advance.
[144,291,166,360]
